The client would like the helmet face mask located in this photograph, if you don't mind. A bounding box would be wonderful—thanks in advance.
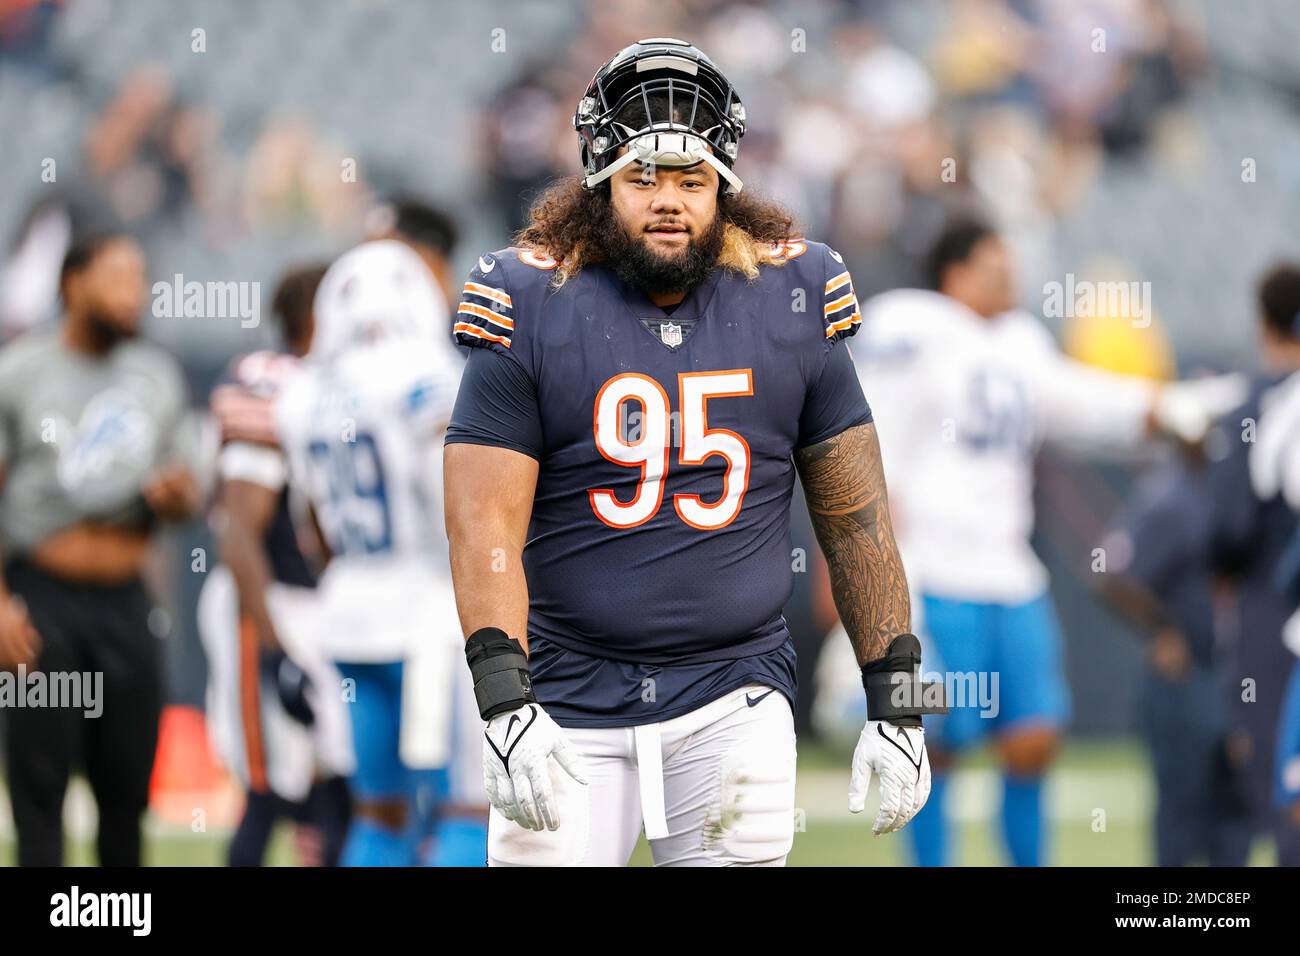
[574,38,746,195]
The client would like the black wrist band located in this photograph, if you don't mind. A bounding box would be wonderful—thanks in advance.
[465,626,537,720]
[860,633,948,727]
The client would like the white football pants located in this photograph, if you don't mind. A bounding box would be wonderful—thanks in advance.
[488,683,797,867]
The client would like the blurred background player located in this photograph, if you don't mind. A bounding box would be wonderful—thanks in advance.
[0,231,201,865]
[367,198,492,864]
[1278,619,1300,836]
[199,262,354,867]
[1202,262,1300,865]
[275,208,484,866]
[848,217,1241,866]
[1095,442,1251,865]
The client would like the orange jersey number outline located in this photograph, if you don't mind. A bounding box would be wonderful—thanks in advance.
[589,369,753,530]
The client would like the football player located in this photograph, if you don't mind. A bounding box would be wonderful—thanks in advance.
[851,218,1245,866]
[1209,263,1300,861]
[200,262,355,867]
[1094,445,1252,866]
[275,218,482,866]
[443,38,943,867]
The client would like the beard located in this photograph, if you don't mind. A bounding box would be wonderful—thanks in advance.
[84,305,138,352]
[597,209,725,298]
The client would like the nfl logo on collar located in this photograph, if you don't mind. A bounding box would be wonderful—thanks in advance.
[659,321,682,348]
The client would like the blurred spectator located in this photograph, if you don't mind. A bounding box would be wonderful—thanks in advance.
[1097,446,1253,866]
[1204,263,1300,865]
[243,115,372,240]
[480,69,572,233]
[929,0,1034,106]
[83,66,209,238]
[0,231,201,866]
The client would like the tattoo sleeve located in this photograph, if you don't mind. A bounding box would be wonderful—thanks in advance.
[795,422,910,666]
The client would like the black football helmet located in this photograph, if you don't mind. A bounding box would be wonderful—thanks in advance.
[573,37,746,195]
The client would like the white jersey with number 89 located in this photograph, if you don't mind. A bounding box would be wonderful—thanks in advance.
[274,240,464,660]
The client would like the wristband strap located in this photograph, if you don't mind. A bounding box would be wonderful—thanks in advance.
[861,633,948,727]
[465,626,537,720]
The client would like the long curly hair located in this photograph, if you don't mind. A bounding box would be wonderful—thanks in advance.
[514,176,801,286]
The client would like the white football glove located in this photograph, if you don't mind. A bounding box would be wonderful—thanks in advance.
[483,702,588,831]
[1152,374,1249,444]
[849,719,932,834]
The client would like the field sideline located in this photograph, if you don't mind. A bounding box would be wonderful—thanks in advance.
[0,739,1279,866]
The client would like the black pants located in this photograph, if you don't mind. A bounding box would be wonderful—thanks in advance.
[228,776,352,867]
[3,559,162,866]
[1141,666,1252,866]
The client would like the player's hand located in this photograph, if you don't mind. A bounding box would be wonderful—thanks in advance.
[143,465,202,521]
[1149,628,1191,682]
[1150,374,1248,444]
[849,719,931,834]
[483,703,588,831]
[260,650,316,726]
[0,593,40,671]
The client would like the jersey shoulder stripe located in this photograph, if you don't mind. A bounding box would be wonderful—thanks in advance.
[819,245,861,344]
[452,246,563,352]
[453,248,521,350]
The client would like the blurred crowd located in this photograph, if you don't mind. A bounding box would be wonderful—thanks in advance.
[1,0,1216,354]
[483,0,1206,302]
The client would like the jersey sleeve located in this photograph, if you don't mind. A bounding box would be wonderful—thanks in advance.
[1248,373,1300,510]
[797,341,873,448]
[210,351,297,490]
[210,351,300,448]
[452,253,517,357]
[1020,318,1156,450]
[445,345,544,460]
[1206,403,1262,575]
[850,291,936,489]
[791,245,873,447]
[820,246,862,347]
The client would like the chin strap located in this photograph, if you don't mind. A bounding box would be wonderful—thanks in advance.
[584,129,744,196]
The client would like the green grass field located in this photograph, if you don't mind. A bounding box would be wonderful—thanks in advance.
[0,738,1279,866]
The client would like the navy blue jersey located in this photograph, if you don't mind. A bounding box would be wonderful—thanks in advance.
[1205,373,1300,805]
[1104,459,1217,667]
[446,240,872,726]
[1207,374,1298,597]
[1207,375,1300,614]
[211,352,317,589]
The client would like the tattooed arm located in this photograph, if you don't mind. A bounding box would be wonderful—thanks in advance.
[795,421,910,666]
[798,421,933,833]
